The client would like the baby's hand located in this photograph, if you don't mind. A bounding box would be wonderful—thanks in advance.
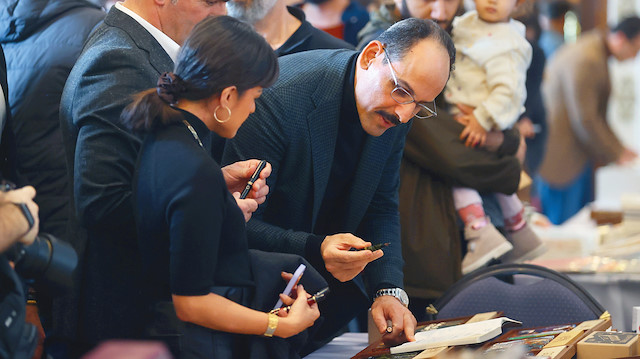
[459,115,487,147]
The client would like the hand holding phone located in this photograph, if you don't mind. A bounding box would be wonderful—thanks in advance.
[273,263,306,310]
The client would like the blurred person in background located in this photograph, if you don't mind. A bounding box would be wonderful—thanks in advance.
[538,0,571,58]
[300,0,369,46]
[357,0,462,48]
[227,0,353,57]
[536,16,640,225]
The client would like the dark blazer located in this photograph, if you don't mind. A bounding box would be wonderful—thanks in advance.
[0,45,15,180]
[223,49,407,298]
[60,6,173,345]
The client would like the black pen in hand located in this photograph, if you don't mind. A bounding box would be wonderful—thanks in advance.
[351,242,390,252]
[240,160,267,199]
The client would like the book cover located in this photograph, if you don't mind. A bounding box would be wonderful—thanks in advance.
[389,317,522,354]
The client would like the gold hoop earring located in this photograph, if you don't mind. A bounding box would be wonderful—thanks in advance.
[214,105,232,123]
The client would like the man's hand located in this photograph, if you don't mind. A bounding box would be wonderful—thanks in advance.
[320,233,383,282]
[516,117,536,139]
[1,186,39,246]
[371,295,416,346]
[231,192,258,222]
[222,159,271,204]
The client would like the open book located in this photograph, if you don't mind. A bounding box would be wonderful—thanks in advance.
[390,317,522,354]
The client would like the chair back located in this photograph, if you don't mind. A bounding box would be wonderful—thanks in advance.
[433,264,605,328]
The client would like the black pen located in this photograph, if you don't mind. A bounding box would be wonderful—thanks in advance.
[355,242,390,252]
[240,160,267,199]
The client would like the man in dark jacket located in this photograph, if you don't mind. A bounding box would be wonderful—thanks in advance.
[357,0,524,320]
[0,0,104,356]
[60,0,268,354]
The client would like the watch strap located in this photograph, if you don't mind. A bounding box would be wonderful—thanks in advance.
[263,312,278,337]
[375,288,409,307]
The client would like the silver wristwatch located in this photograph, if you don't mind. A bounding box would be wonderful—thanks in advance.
[374,288,409,307]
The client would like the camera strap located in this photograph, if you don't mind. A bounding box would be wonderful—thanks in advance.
[0,255,37,359]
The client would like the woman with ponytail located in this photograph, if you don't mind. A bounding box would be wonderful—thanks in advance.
[122,16,320,358]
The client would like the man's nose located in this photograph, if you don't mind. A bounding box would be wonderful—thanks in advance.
[395,103,416,123]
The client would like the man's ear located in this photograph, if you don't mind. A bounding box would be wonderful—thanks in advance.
[359,40,385,70]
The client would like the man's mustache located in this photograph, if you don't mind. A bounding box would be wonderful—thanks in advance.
[377,111,401,126]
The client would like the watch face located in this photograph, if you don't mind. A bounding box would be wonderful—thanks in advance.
[399,290,409,305]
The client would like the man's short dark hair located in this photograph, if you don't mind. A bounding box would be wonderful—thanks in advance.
[612,16,640,41]
[540,0,571,20]
[377,18,455,72]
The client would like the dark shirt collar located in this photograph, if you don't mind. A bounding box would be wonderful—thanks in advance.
[276,7,314,56]
[340,54,359,126]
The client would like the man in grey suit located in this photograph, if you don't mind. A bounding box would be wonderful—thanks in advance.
[223,18,455,351]
[60,0,267,350]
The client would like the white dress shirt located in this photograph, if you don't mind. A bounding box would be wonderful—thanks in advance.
[114,2,180,63]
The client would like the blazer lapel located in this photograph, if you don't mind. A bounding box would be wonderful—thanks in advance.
[308,92,339,228]
[344,130,396,230]
[104,7,174,75]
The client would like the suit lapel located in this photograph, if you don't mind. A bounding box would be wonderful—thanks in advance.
[344,131,395,230]
[308,90,340,228]
[306,52,356,229]
[104,7,174,76]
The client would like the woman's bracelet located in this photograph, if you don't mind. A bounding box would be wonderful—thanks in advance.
[263,312,278,337]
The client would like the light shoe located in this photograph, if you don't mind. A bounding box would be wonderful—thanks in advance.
[461,221,513,275]
[502,223,547,263]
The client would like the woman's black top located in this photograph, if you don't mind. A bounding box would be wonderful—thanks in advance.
[133,109,253,301]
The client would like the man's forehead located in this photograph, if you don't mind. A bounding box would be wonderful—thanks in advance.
[389,40,450,100]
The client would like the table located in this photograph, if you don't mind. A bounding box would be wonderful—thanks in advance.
[303,333,369,359]
[568,272,640,332]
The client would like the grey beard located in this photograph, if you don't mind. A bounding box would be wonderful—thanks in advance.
[227,0,278,25]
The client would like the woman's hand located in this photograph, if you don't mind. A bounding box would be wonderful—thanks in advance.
[222,159,271,204]
[275,285,319,338]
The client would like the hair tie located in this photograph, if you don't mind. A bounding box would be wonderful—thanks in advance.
[157,72,187,105]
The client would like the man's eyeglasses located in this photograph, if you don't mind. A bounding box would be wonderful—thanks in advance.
[382,46,437,119]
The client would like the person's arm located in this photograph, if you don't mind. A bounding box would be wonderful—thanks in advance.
[66,47,160,229]
[172,285,318,338]
[403,118,521,195]
[0,186,39,252]
[359,125,417,345]
[157,153,320,338]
